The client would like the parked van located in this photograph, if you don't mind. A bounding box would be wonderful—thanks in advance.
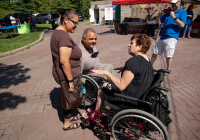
[4,13,31,26]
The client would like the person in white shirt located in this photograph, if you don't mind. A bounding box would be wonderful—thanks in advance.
[10,13,17,33]
[55,8,64,25]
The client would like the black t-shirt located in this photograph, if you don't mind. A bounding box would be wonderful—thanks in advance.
[120,55,154,103]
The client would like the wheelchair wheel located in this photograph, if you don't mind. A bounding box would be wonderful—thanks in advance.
[110,109,169,140]
[82,75,100,108]
[88,74,109,87]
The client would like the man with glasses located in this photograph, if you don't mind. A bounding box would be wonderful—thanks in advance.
[151,0,187,75]
[76,28,116,82]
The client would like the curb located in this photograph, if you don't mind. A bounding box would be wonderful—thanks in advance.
[0,29,48,58]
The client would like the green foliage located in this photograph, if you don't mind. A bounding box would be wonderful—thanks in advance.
[0,24,51,53]
[0,0,13,10]
[12,0,37,13]
[0,0,92,19]
[0,8,15,18]
[83,0,91,19]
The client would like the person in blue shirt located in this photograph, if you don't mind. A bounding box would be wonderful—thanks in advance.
[151,0,187,75]
[182,4,194,39]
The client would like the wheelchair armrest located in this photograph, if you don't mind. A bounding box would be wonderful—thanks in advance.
[113,93,153,113]
[154,86,169,92]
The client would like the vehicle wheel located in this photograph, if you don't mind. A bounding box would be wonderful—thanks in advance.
[82,75,99,108]
[45,19,50,24]
[110,109,169,140]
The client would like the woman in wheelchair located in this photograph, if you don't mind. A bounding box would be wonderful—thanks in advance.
[90,34,154,116]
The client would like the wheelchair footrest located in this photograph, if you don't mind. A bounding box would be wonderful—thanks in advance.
[81,117,90,127]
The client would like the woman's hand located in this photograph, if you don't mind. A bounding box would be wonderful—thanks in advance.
[80,56,83,62]
[68,82,74,92]
[90,69,107,75]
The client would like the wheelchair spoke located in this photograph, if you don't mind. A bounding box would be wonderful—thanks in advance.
[82,75,99,108]
[111,114,167,140]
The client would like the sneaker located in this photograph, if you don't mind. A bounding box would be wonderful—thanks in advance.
[164,69,171,76]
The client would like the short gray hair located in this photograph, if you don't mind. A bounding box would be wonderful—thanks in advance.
[82,28,96,38]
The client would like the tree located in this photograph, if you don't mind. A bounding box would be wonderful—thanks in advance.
[81,0,91,19]
[34,0,77,13]
[0,0,13,11]
[12,0,37,13]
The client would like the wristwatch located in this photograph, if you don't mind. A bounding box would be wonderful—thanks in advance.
[68,79,73,83]
[174,17,178,21]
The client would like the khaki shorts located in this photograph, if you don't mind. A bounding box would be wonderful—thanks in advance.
[153,38,177,57]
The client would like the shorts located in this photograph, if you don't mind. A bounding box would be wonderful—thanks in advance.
[153,38,177,57]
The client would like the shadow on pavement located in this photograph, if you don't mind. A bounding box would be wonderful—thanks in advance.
[0,92,26,110]
[0,63,31,89]
[49,87,64,123]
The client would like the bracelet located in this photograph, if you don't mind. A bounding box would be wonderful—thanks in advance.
[174,17,178,21]
[68,79,73,83]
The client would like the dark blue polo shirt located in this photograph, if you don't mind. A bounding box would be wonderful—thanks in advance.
[186,10,193,25]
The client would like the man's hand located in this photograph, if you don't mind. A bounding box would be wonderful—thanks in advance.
[170,11,176,19]
[68,82,74,92]
[188,15,192,17]
[114,67,124,73]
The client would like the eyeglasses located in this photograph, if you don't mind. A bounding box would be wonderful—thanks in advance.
[68,17,78,25]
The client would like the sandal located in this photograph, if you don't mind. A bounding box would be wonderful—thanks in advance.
[70,115,81,121]
[62,122,81,131]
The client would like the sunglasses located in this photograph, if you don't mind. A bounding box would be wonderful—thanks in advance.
[91,52,99,58]
[68,17,78,25]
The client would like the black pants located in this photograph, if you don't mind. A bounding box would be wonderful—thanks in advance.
[63,109,73,119]
[63,108,78,119]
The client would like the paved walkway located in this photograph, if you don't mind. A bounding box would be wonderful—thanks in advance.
[0,22,200,140]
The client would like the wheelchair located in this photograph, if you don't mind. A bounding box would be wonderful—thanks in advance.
[81,69,171,140]
[81,74,108,108]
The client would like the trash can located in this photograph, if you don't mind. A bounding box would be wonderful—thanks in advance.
[121,24,128,35]
[96,18,99,24]
[146,23,157,37]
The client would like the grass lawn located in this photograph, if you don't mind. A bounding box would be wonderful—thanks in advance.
[0,24,51,53]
